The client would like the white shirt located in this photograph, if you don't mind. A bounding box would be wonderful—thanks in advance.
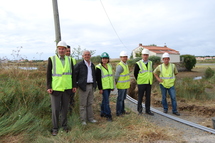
[84,60,93,83]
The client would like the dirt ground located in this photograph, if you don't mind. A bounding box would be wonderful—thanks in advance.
[129,64,215,129]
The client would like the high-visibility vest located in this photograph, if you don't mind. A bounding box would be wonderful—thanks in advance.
[96,63,114,89]
[50,55,72,91]
[136,60,153,85]
[159,63,176,88]
[116,62,130,89]
[71,57,76,65]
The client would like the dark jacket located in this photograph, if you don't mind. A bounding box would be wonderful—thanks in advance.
[74,60,96,91]
[46,55,77,90]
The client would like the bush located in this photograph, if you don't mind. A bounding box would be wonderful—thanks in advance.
[148,56,161,65]
[91,55,101,64]
[204,67,215,79]
[180,55,196,71]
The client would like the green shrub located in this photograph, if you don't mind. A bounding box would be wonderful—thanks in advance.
[180,55,196,71]
[91,55,101,64]
[204,67,215,79]
[148,56,161,65]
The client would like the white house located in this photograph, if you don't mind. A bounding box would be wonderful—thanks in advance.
[133,43,180,63]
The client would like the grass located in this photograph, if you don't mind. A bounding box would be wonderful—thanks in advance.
[0,67,177,143]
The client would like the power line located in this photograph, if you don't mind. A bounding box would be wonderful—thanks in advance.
[100,0,127,49]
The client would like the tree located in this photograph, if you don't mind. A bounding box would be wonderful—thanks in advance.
[180,54,196,71]
[148,55,161,66]
[71,45,96,60]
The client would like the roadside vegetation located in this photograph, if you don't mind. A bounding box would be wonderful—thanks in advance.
[0,66,176,142]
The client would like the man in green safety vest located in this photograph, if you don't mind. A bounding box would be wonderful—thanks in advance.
[95,52,114,121]
[47,41,77,136]
[153,52,180,116]
[115,51,130,116]
[134,48,154,115]
[66,45,76,112]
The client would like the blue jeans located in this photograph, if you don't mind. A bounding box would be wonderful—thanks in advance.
[101,89,112,118]
[160,84,178,113]
[116,89,127,116]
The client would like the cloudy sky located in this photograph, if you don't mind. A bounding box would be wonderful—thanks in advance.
[0,0,214,60]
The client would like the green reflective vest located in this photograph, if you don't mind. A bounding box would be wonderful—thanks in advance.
[116,62,130,89]
[96,63,114,90]
[71,57,76,65]
[136,60,153,85]
[50,55,72,91]
[159,63,175,88]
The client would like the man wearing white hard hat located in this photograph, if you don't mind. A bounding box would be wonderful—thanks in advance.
[115,51,130,116]
[47,41,77,135]
[134,48,154,115]
[153,52,180,116]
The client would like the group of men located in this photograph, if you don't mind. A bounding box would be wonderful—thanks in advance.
[47,41,180,136]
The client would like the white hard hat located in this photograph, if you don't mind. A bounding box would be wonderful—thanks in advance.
[162,52,170,58]
[57,41,67,48]
[120,51,128,56]
[142,48,149,55]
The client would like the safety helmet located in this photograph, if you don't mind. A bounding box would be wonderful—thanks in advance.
[120,51,128,56]
[57,41,67,48]
[101,52,109,58]
[142,48,149,55]
[162,52,170,58]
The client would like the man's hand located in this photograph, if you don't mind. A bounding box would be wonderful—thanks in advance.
[72,88,77,93]
[99,90,103,94]
[47,89,53,94]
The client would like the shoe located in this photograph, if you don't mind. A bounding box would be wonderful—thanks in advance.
[82,121,87,125]
[51,130,58,136]
[146,111,154,116]
[100,114,106,118]
[163,110,168,113]
[123,111,130,115]
[89,119,97,123]
[106,117,113,122]
[173,112,180,116]
[63,127,69,133]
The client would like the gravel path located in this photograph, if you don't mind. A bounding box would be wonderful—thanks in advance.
[125,98,215,142]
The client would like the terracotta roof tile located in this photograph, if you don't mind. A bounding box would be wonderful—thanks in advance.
[135,45,180,55]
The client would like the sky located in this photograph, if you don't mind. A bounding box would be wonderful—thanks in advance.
[0,0,215,60]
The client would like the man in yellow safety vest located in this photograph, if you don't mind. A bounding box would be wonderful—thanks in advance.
[134,48,154,115]
[153,52,180,116]
[115,51,130,116]
[47,41,76,136]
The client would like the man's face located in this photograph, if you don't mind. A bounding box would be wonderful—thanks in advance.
[120,56,128,63]
[66,48,70,56]
[82,51,91,61]
[142,54,149,61]
[163,58,170,65]
[57,46,66,56]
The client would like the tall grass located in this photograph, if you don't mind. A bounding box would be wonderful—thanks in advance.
[175,77,213,100]
[0,68,177,142]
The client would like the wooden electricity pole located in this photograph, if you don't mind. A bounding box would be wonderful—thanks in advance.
[52,0,61,45]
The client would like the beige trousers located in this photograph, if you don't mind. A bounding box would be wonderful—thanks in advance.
[79,84,94,122]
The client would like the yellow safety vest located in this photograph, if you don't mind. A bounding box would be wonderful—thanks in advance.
[96,63,114,89]
[159,63,175,88]
[116,62,130,89]
[50,55,72,91]
[136,60,153,85]
[71,57,76,65]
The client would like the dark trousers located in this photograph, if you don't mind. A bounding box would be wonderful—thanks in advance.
[137,84,151,113]
[69,92,75,112]
[50,91,70,131]
[116,89,127,116]
[101,89,112,118]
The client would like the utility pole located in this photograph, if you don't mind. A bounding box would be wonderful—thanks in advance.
[52,0,61,45]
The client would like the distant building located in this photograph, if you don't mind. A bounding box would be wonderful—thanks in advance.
[133,43,180,63]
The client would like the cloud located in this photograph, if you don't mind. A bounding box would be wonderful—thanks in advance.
[0,0,215,60]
